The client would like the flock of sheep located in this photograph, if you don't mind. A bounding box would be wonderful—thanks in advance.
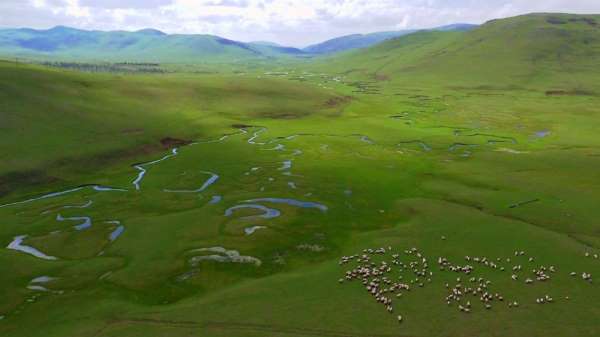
[338,243,596,323]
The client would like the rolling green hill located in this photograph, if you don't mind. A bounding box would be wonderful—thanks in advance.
[0,26,307,63]
[320,13,600,90]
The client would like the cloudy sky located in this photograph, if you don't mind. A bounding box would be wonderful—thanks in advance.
[1,0,600,46]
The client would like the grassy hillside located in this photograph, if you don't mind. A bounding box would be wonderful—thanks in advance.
[314,30,464,75]
[0,26,306,63]
[0,60,340,198]
[319,13,600,90]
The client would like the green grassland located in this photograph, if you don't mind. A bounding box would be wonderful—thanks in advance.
[0,13,599,337]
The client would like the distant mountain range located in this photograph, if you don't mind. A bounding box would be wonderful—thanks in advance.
[303,24,477,54]
[0,26,306,62]
[0,23,477,62]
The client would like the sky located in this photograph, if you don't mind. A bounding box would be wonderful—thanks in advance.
[1,0,600,47]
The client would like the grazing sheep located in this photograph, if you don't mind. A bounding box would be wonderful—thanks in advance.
[582,272,592,282]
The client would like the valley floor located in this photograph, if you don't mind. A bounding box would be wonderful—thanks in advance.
[0,62,599,337]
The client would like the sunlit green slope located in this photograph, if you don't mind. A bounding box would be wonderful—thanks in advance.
[321,13,600,90]
[0,60,340,198]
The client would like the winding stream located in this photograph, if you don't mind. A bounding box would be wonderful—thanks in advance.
[27,285,48,292]
[31,276,56,283]
[458,132,518,144]
[164,171,219,193]
[264,144,285,151]
[7,235,57,260]
[248,128,267,145]
[0,187,85,209]
[93,185,128,192]
[279,160,292,171]
[535,130,551,138]
[27,276,56,292]
[359,135,375,144]
[132,148,179,190]
[244,198,328,212]
[245,226,267,235]
[107,221,125,241]
[56,214,92,231]
[225,204,281,219]
[397,141,432,152]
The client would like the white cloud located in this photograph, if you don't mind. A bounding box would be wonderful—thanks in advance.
[1,0,600,46]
